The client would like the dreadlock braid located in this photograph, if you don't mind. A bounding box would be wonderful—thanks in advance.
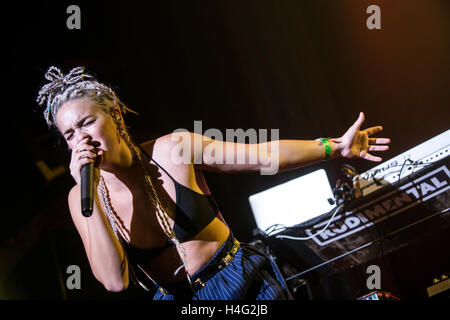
[120,130,190,278]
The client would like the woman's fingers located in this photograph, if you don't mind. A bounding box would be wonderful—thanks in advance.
[368,136,390,152]
[364,126,383,136]
[350,112,365,131]
[369,137,391,144]
[75,143,95,154]
[78,156,96,166]
[78,150,98,160]
[361,151,383,162]
[71,150,97,170]
[368,145,390,152]
[70,139,100,185]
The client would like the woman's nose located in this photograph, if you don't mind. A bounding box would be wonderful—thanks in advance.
[74,130,91,145]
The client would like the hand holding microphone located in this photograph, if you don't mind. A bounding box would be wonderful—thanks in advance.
[69,137,103,217]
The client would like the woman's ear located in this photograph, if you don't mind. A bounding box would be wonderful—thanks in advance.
[111,107,126,144]
[111,107,123,125]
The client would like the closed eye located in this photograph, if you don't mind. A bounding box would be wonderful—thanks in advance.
[84,119,95,126]
[83,115,96,126]
[65,130,74,141]
[63,116,96,141]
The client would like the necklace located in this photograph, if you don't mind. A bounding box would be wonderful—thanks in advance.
[98,176,119,239]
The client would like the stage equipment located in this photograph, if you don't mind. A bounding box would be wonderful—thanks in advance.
[357,290,400,300]
[249,169,336,235]
[250,129,450,299]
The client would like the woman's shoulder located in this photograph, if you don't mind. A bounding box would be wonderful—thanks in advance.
[139,132,193,160]
[139,134,168,159]
[139,133,194,179]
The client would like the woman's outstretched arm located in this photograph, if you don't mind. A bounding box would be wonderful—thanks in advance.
[164,112,390,174]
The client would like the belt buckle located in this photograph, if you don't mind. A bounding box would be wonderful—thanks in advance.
[194,278,206,288]
[159,287,168,295]
[223,253,233,266]
[231,239,240,254]
[222,239,240,266]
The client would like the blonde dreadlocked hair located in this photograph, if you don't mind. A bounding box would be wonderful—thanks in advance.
[37,66,190,282]
[37,66,137,127]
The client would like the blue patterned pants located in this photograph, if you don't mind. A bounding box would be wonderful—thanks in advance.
[152,233,293,300]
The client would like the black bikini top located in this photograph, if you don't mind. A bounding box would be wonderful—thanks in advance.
[119,146,220,265]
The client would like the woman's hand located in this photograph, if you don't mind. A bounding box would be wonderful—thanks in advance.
[333,112,391,162]
[69,137,103,185]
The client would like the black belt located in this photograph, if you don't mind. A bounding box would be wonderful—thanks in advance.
[158,236,241,295]
[190,238,240,291]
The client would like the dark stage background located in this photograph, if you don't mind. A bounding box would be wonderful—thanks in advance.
[2,0,449,299]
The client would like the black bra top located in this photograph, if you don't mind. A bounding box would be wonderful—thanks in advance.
[119,146,220,265]
[121,239,175,266]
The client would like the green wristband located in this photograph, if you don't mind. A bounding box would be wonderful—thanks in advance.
[318,138,331,160]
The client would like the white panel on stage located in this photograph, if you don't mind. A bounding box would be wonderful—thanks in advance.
[249,169,335,233]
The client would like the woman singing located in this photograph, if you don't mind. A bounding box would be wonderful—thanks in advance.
[36,66,390,300]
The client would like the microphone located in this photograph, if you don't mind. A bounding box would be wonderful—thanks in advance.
[80,162,94,217]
